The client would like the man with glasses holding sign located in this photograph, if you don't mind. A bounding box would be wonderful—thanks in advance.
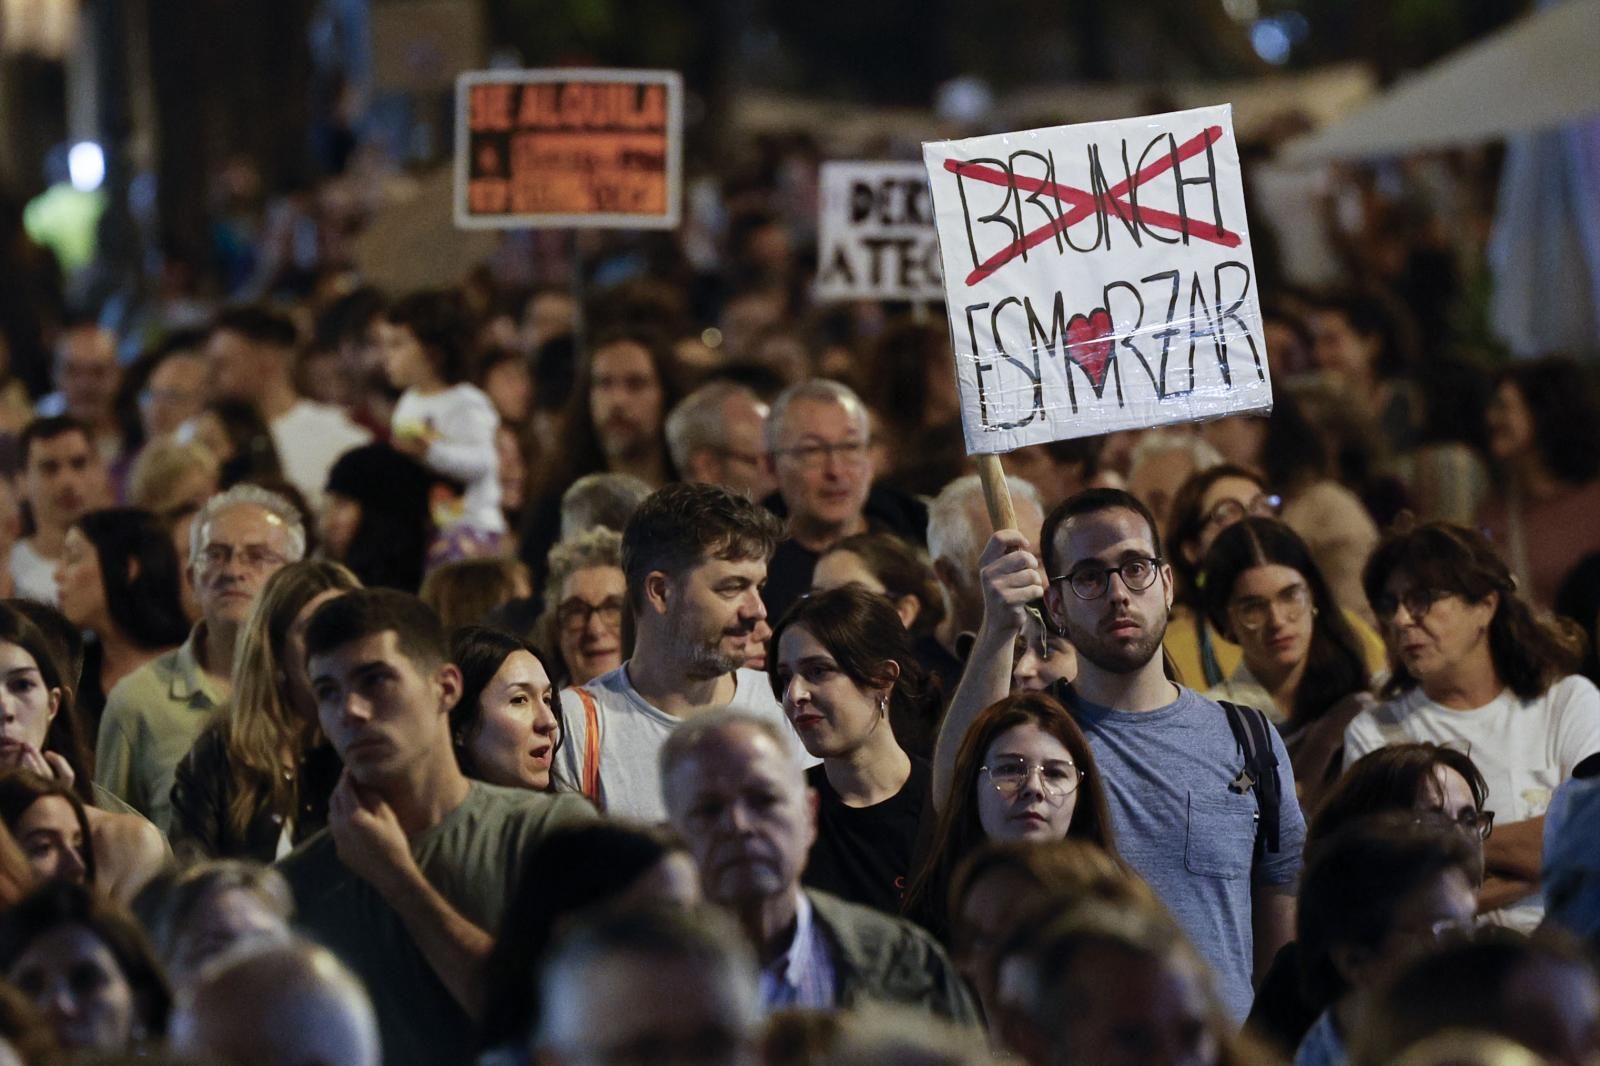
[936,487,1306,1022]
[97,484,302,831]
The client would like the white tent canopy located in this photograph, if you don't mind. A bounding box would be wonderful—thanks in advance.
[1284,0,1600,161]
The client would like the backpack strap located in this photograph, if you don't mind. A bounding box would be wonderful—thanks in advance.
[1218,700,1282,856]
[572,686,602,806]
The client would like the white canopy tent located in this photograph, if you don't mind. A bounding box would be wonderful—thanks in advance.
[1282,0,1600,162]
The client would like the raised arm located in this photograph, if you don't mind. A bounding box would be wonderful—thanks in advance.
[931,529,1045,810]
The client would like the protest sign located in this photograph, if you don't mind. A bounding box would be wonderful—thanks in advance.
[815,162,944,302]
[455,68,682,230]
[921,105,1271,455]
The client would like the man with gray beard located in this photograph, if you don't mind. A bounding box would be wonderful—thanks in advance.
[556,483,813,820]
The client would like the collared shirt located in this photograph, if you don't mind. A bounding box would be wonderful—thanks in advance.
[1293,1008,1346,1066]
[94,624,227,833]
[758,891,837,1012]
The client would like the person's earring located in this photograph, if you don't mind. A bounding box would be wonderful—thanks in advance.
[878,696,888,716]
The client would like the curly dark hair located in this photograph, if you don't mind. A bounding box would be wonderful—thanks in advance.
[621,483,782,611]
[1200,518,1369,729]
[1495,357,1600,485]
[1362,522,1584,700]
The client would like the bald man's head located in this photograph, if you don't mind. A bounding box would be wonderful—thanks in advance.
[170,940,380,1066]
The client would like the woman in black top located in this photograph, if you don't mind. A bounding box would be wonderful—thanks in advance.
[169,561,360,861]
[769,584,934,915]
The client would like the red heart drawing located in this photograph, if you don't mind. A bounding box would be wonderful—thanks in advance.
[1066,307,1115,392]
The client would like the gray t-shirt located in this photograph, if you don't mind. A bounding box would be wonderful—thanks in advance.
[277,781,596,1066]
[1060,684,1306,1021]
[558,663,811,822]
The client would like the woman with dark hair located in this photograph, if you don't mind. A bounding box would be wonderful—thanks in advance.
[381,288,507,549]
[1199,390,1381,626]
[0,770,94,887]
[477,822,697,1063]
[1479,356,1600,609]
[0,881,170,1056]
[809,532,957,733]
[1162,463,1283,688]
[55,508,190,733]
[170,561,360,861]
[768,585,935,913]
[0,604,165,904]
[1198,518,1373,807]
[903,691,1115,941]
[1245,740,1495,1056]
[1346,521,1599,929]
[319,443,435,593]
[448,626,561,794]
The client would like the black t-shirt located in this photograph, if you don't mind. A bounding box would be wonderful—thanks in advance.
[802,757,931,916]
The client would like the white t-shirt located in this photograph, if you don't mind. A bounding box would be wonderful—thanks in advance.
[557,664,814,822]
[391,384,505,534]
[270,400,372,514]
[8,539,58,604]
[1344,675,1600,930]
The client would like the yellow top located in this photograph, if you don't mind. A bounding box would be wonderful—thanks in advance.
[1163,603,1388,690]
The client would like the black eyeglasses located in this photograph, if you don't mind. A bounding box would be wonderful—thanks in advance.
[557,597,625,633]
[1374,587,1451,623]
[1051,557,1164,600]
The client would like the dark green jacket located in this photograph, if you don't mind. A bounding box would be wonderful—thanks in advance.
[808,889,981,1026]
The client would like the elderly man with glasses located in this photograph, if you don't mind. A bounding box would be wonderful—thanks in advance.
[96,484,303,832]
[936,487,1308,1023]
[758,379,928,626]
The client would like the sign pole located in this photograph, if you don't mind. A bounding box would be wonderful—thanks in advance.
[975,453,1017,532]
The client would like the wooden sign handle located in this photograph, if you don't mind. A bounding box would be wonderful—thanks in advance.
[975,453,1017,532]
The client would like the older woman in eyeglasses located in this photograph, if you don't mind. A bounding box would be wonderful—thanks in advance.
[1344,521,1600,930]
[1198,518,1376,810]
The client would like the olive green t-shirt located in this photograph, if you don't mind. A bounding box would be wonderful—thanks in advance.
[276,782,597,1066]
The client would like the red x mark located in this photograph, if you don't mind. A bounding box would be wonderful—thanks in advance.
[942,126,1241,287]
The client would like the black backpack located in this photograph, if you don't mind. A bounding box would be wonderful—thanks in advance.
[1218,700,1283,857]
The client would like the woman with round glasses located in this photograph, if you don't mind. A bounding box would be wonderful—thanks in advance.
[1165,466,1387,694]
[535,528,627,688]
[1198,518,1374,808]
[902,691,1114,940]
[1344,521,1600,930]
[769,584,935,915]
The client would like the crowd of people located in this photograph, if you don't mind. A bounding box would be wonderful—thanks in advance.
[0,125,1594,1066]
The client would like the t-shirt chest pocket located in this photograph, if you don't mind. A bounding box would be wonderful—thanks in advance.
[1184,790,1257,879]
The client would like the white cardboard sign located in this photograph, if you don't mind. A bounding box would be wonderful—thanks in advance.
[921,105,1272,454]
[814,162,944,302]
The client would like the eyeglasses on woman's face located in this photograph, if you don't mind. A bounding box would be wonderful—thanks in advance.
[1373,585,1452,624]
[1201,492,1282,531]
[980,756,1082,804]
[1228,581,1312,632]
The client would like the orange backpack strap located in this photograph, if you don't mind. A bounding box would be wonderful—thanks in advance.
[572,686,602,806]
